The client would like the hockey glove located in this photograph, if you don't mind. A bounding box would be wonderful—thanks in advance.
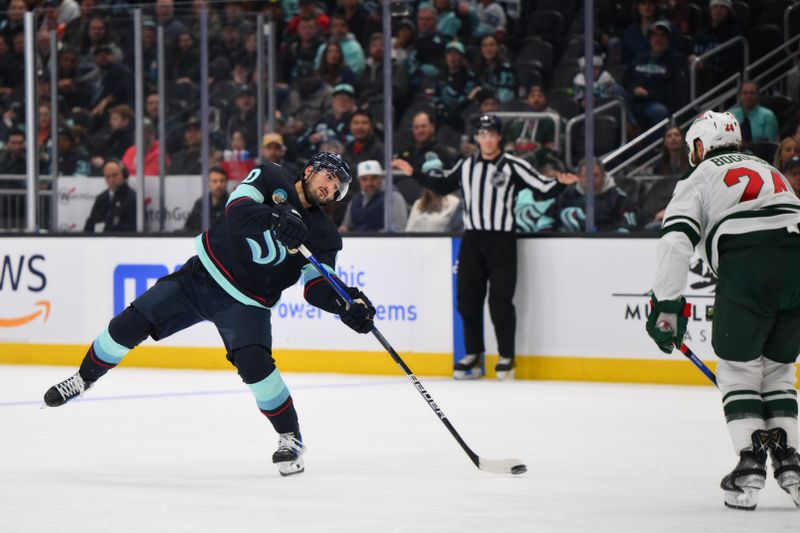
[338,287,376,334]
[270,203,307,250]
[646,292,690,354]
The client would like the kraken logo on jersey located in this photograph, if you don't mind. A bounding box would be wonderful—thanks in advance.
[247,230,288,266]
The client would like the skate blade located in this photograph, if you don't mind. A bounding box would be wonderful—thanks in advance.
[277,458,305,477]
[788,485,800,508]
[724,488,759,510]
[453,369,482,380]
[496,369,515,381]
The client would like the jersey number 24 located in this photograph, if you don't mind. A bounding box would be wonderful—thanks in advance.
[723,167,790,203]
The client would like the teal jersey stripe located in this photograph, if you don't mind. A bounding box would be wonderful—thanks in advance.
[92,327,130,364]
[248,370,291,411]
[301,262,335,284]
[194,235,269,309]
[227,183,265,206]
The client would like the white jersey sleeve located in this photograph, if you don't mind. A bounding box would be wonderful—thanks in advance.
[652,150,800,301]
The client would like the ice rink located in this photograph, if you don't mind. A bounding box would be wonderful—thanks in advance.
[1,364,798,533]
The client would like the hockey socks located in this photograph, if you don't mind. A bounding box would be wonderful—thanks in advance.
[246,369,299,434]
[79,305,153,382]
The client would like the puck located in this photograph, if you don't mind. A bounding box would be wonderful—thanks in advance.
[511,464,527,475]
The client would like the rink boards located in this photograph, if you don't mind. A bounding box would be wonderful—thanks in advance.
[0,235,722,384]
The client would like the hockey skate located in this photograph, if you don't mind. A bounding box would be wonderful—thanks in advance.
[272,431,305,477]
[453,354,483,380]
[721,430,769,510]
[495,357,515,381]
[43,372,93,408]
[769,428,800,507]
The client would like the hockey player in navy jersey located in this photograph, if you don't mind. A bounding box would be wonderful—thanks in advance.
[43,152,376,477]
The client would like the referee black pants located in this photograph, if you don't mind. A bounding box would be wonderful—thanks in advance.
[457,230,517,359]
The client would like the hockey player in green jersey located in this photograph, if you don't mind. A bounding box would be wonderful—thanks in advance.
[646,110,800,510]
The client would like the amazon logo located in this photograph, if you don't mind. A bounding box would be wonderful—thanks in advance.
[0,254,49,328]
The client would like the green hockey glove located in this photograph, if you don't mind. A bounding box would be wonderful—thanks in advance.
[646,292,690,354]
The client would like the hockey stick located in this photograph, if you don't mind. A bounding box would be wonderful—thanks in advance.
[298,244,527,475]
[678,343,718,388]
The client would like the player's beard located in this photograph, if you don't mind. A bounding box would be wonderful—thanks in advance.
[302,176,332,207]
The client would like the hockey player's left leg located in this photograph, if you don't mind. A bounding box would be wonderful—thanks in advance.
[721,430,769,510]
[229,345,305,476]
[769,428,800,507]
[43,305,154,407]
[272,430,305,477]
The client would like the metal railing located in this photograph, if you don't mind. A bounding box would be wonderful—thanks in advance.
[689,36,749,101]
[747,33,800,93]
[564,98,627,168]
[602,71,742,177]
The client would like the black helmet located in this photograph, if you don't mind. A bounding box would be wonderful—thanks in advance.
[474,113,502,134]
[306,151,352,201]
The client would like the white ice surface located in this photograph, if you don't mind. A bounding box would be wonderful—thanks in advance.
[1,365,798,533]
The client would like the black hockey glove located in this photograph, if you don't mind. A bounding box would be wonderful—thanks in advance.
[338,287,376,334]
[270,203,307,249]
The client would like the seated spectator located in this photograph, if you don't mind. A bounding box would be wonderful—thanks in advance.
[315,13,365,75]
[657,0,690,34]
[87,43,133,120]
[154,0,187,50]
[318,41,356,88]
[405,187,463,232]
[475,0,506,38]
[226,84,258,153]
[433,0,466,40]
[474,34,516,103]
[691,0,743,87]
[168,31,200,84]
[433,41,478,131]
[727,81,779,143]
[504,83,557,156]
[339,160,408,232]
[84,159,136,233]
[121,118,166,177]
[55,47,86,111]
[53,126,90,176]
[260,133,300,176]
[392,18,416,63]
[220,129,255,181]
[344,109,384,170]
[784,156,800,197]
[169,116,202,175]
[638,176,679,231]
[0,128,26,174]
[281,16,325,84]
[287,0,330,36]
[553,159,637,232]
[357,32,409,113]
[0,34,22,101]
[624,21,688,131]
[652,126,690,176]
[296,83,356,158]
[395,110,457,204]
[406,4,446,90]
[92,104,134,171]
[621,0,664,64]
[283,62,333,138]
[573,53,622,109]
[184,166,230,232]
[340,0,375,47]
[774,137,799,172]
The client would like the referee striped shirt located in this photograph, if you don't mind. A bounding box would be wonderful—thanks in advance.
[414,152,561,232]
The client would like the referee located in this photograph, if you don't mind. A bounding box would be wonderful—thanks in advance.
[393,114,564,380]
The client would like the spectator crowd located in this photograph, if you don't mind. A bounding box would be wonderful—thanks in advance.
[1,0,800,234]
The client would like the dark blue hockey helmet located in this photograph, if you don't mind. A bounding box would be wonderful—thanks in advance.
[474,113,503,134]
[305,151,352,201]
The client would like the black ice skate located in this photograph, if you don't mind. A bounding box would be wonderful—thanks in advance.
[272,431,305,477]
[453,354,483,380]
[721,430,769,510]
[495,357,515,381]
[43,372,93,408]
[769,428,800,507]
